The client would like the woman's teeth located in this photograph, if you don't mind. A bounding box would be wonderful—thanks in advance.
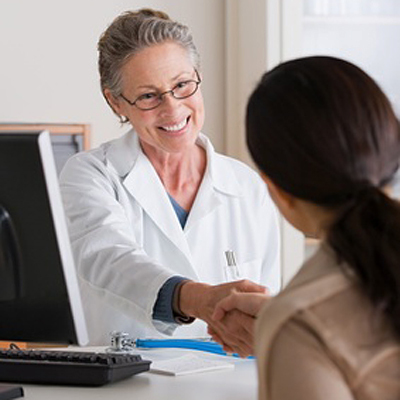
[162,118,187,132]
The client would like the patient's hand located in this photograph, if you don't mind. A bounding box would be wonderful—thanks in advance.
[208,290,270,357]
[179,280,268,358]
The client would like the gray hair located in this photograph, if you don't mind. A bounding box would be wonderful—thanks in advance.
[98,9,201,122]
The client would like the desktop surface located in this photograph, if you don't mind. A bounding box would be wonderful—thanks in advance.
[11,348,257,400]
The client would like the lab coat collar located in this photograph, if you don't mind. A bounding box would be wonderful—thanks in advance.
[123,143,198,273]
[197,133,243,197]
[106,128,244,198]
[182,133,244,231]
[104,129,196,268]
[104,129,243,260]
[104,129,141,178]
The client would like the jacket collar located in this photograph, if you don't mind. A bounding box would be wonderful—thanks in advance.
[285,243,351,291]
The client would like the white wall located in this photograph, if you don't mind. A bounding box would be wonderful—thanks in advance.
[0,0,225,150]
[225,0,281,164]
[225,0,305,286]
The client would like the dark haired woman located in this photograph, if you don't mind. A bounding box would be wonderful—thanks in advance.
[212,56,400,399]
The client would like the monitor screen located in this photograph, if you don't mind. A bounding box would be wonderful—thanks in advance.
[0,130,88,346]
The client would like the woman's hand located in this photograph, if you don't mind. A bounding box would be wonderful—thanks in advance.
[208,290,270,357]
[179,280,268,358]
[213,290,269,320]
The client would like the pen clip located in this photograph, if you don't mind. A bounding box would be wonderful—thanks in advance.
[224,250,240,280]
[225,250,236,267]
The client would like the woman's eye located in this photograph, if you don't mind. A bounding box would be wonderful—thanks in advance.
[138,92,157,101]
[176,81,189,89]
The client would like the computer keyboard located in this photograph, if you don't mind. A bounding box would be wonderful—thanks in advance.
[0,348,151,386]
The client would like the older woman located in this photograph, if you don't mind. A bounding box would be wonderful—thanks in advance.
[59,9,280,347]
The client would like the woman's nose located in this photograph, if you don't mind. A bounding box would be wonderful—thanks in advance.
[158,92,181,112]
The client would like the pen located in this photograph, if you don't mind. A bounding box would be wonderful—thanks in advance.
[224,250,240,280]
[135,338,255,359]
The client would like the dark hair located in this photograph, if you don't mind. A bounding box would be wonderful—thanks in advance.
[246,56,400,338]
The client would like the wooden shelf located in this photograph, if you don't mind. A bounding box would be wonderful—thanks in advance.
[0,123,90,150]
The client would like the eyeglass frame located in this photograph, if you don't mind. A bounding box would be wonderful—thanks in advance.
[119,69,202,111]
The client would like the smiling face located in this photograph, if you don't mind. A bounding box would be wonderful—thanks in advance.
[106,42,205,157]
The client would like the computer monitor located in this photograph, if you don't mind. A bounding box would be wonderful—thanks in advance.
[0,130,88,346]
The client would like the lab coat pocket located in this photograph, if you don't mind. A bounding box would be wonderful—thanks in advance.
[225,258,262,282]
[238,258,262,282]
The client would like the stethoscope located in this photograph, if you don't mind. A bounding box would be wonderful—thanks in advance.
[107,331,253,357]
[107,331,136,353]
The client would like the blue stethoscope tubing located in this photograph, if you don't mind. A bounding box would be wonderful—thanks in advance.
[135,338,255,359]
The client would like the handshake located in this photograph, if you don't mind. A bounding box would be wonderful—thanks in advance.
[178,280,271,358]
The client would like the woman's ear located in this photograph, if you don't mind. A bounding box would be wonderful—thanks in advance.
[104,89,124,116]
[260,173,296,211]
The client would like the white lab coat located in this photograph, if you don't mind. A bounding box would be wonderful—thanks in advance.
[59,129,280,345]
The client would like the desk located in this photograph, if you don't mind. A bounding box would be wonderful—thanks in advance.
[16,348,258,400]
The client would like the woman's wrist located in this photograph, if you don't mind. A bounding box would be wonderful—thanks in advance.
[179,281,210,318]
[172,279,195,324]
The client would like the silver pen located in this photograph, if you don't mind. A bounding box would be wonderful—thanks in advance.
[224,250,240,280]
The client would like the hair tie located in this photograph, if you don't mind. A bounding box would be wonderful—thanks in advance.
[347,184,387,213]
[355,184,377,196]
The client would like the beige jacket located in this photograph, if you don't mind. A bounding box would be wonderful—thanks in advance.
[256,244,400,400]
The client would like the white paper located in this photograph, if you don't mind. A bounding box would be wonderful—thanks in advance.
[150,354,234,376]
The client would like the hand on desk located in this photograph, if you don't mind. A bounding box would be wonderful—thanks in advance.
[208,290,270,358]
[179,280,268,358]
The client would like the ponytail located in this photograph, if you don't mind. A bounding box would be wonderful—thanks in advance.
[327,187,400,338]
[245,56,400,338]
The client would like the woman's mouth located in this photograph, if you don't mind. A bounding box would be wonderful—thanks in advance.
[159,117,190,133]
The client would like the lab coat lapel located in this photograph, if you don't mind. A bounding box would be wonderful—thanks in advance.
[185,134,243,231]
[123,149,194,264]
[106,130,243,264]
[106,129,195,265]
[184,167,221,230]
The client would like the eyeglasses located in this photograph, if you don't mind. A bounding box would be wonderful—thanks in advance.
[120,69,202,111]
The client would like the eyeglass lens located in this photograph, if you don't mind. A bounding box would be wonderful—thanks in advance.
[136,80,199,110]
